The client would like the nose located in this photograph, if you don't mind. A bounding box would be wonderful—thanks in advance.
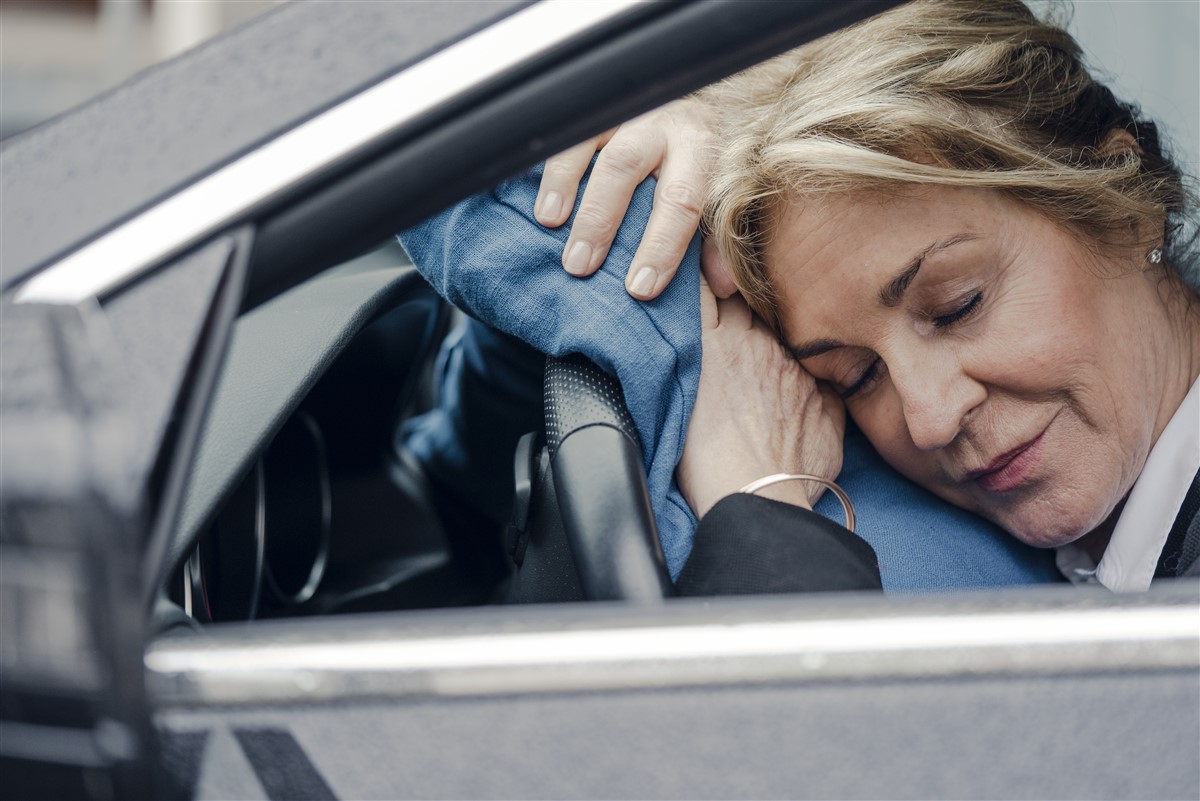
[889,351,985,452]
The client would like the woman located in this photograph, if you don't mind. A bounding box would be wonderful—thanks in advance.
[539,0,1200,591]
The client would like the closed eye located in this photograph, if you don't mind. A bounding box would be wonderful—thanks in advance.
[840,356,884,399]
[932,291,982,329]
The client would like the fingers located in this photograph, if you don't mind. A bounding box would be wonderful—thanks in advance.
[700,237,739,299]
[625,143,707,300]
[701,274,750,332]
[541,99,717,297]
[534,132,612,230]
[562,125,666,279]
[715,292,753,331]
[819,382,847,438]
[698,275,719,331]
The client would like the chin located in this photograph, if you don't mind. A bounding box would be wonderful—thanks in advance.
[996,500,1111,550]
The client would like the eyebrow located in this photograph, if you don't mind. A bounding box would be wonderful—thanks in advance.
[786,337,845,362]
[786,232,977,361]
[879,232,977,308]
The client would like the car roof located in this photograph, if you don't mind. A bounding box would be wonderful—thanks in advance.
[4,1,903,307]
[0,0,525,290]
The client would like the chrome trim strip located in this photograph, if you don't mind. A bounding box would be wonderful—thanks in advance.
[14,0,647,305]
[146,603,1199,706]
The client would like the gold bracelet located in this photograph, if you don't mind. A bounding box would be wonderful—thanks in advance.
[738,473,856,533]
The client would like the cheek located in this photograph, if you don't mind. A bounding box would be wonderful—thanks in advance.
[974,326,1091,402]
[977,306,1074,385]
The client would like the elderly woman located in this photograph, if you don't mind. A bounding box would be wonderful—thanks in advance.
[535,0,1199,591]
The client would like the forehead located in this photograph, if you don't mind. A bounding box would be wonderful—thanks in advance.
[761,186,1005,321]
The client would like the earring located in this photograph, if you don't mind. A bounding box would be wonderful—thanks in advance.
[1148,247,1163,264]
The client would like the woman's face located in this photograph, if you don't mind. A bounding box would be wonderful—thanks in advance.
[765,186,1184,548]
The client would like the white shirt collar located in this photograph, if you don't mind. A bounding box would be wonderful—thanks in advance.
[1056,376,1200,592]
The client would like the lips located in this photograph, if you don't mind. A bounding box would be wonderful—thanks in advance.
[964,427,1049,493]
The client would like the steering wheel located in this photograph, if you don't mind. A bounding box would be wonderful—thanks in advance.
[539,353,674,601]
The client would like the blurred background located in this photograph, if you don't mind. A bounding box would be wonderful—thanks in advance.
[1035,0,1198,178]
[1,0,1197,175]
[0,0,277,139]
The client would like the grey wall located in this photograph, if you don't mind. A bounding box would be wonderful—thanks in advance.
[1035,0,1200,182]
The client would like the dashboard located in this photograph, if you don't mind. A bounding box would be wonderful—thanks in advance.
[171,250,462,623]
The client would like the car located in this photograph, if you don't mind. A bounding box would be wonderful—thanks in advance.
[2,1,1197,798]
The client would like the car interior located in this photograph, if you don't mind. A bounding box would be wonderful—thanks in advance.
[165,221,680,627]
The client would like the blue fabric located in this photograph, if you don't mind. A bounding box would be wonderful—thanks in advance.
[399,163,1062,592]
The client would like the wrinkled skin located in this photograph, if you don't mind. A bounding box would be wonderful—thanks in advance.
[765,186,1199,551]
[675,278,845,519]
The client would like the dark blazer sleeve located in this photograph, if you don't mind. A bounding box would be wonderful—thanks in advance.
[675,493,883,595]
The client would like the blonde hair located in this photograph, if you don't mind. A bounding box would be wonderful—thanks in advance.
[702,0,1196,333]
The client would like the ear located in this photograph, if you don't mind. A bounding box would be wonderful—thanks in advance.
[1094,129,1141,160]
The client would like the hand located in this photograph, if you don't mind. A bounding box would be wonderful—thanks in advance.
[676,279,846,519]
[534,98,738,300]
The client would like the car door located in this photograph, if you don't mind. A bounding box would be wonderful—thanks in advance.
[2,2,1197,799]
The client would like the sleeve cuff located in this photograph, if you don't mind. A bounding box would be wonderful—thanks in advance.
[675,493,882,596]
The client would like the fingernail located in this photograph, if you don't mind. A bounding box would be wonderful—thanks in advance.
[538,191,562,223]
[630,266,658,297]
[564,241,592,276]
